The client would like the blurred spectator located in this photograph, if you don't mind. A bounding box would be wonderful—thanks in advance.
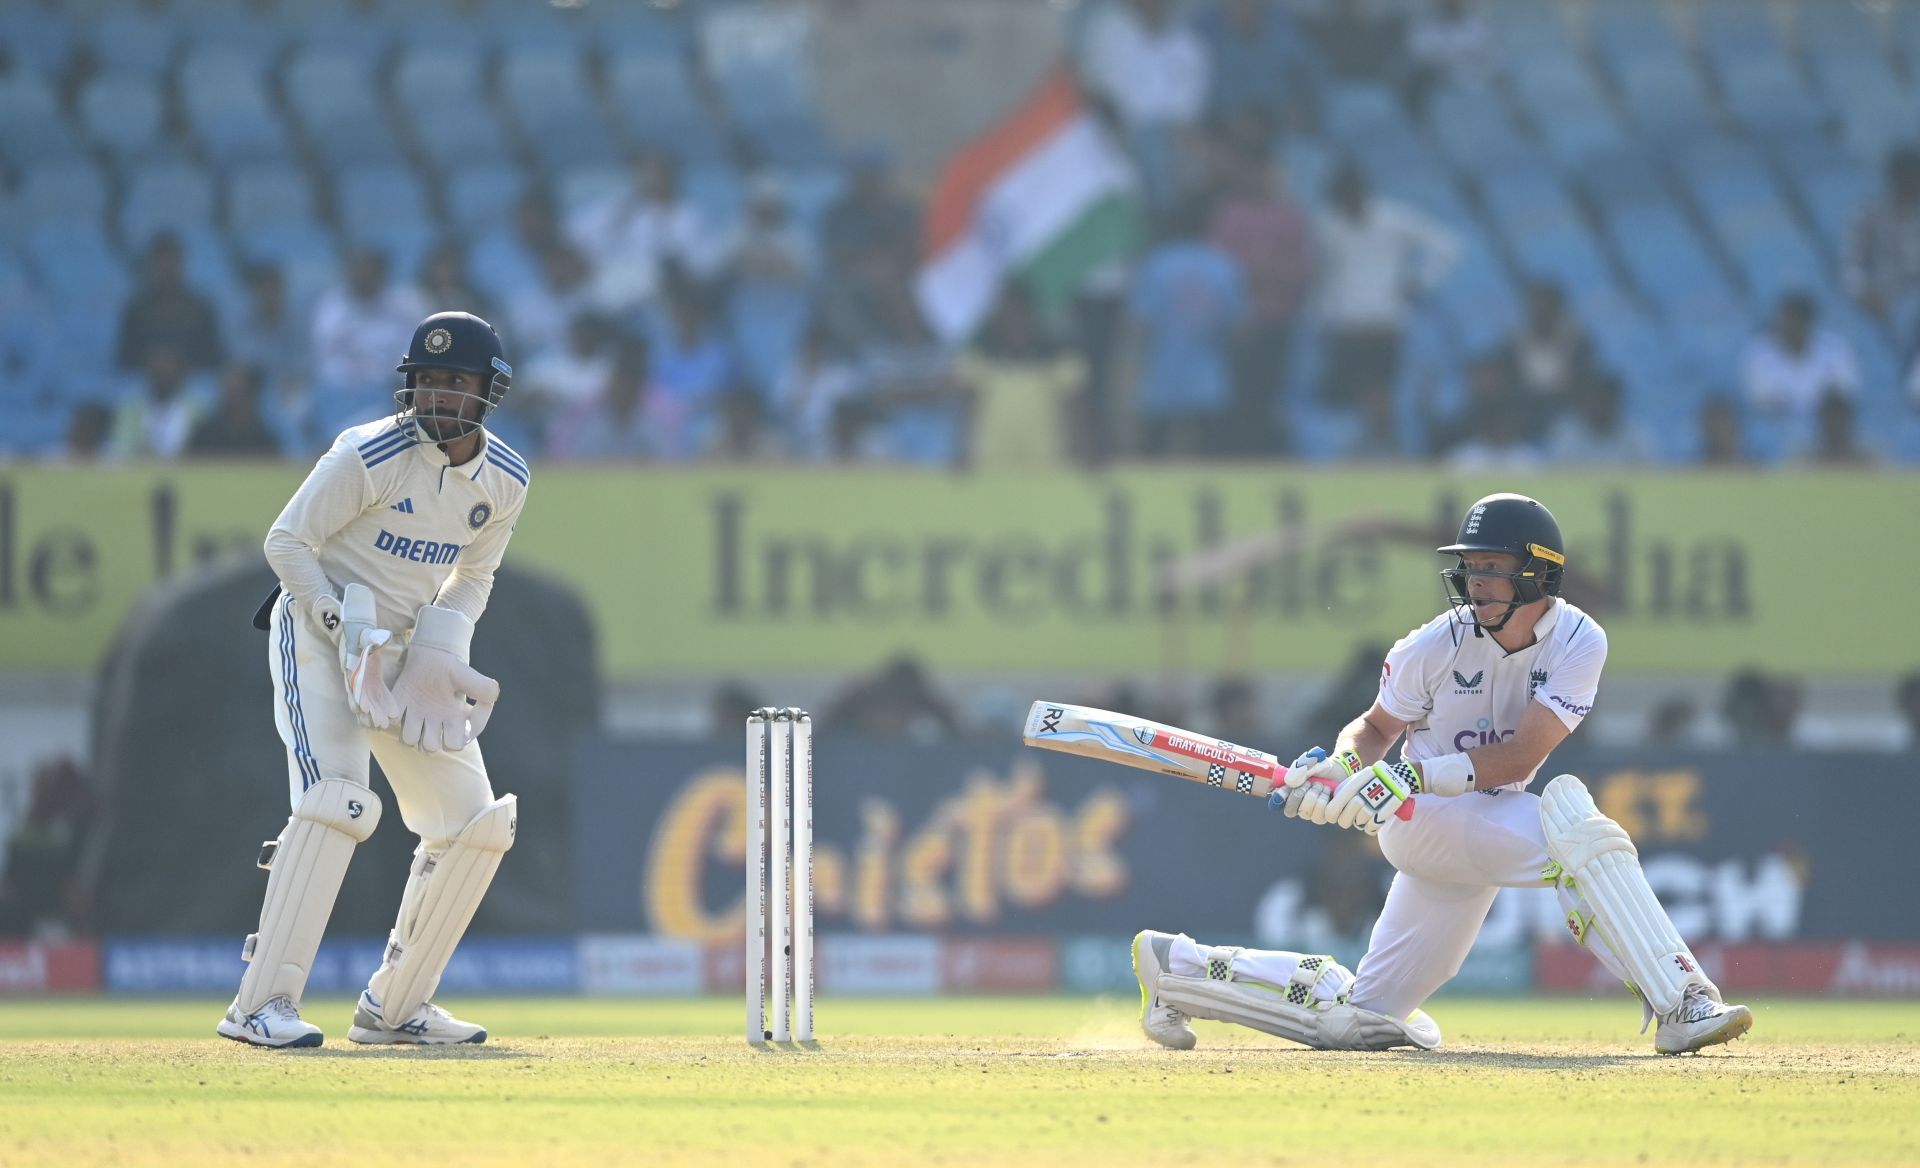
[115,233,224,375]
[959,284,1084,471]
[1315,162,1461,424]
[778,323,865,460]
[0,757,99,938]
[1501,281,1598,431]
[186,365,283,457]
[1208,123,1315,455]
[549,336,658,461]
[225,264,308,410]
[1897,672,1920,751]
[567,152,728,314]
[1126,199,1247,457]
[110,346,214,460]
[63,402,114,463]
[1795,389,1879,466]
[729,174,816,286]
[714,389,778,462]
[507,245,596,364]
[1404,0,1498,111]
[1436,357,1540,469]
[310,248,426,432]
[709,681,765,738]
[1307,0,1408,82]
[822,148,919,275]
[1544,374,1652,464]
[1206,675,1266,744]
[1741,292,1857,421]
[1697,394,1747,465]
[1197,0,1312,124]
[645,281,737,460]
[1647,697,1698,747]
[1300,641,1390,744]
[1721,667,1802,746]
[1078,0,1211,206]
[824,655,963,740]
[418,240,493,321]
[1843,146,1920,331]
[519,311,618,439]
[1307,829,1390,939]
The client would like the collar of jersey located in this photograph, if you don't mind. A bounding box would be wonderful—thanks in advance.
[401,419,487,478]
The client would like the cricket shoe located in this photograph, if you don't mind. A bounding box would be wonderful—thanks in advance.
[1654,984,1753,1055]
[217,995,324,1049]
[1132,930,1197,1050]
[346,990,487,1045]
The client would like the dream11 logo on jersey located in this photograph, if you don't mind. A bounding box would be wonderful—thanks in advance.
[1453,717,1514,750]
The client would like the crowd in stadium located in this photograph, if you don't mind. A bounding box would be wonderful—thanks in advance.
[2,0,1918,466]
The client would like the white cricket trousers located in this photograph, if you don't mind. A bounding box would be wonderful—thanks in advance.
[1350,786,1628,1018]
[266,593,497,845]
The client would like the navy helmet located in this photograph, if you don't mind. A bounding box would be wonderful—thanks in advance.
[394,311,511,436]
[1437,493,1565,632]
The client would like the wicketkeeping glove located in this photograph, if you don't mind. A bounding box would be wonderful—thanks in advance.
[337,583,399,730]
[388,604,500,753]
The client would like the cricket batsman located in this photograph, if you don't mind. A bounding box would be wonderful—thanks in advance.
[1132,493,1755,1055]
[218,311,528,1047]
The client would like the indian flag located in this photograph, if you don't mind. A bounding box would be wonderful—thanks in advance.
[915,69,1145,343]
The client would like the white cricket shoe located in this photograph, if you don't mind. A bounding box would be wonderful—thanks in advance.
[1654,984,1753,1055]
[1132,930,1197,1050]
[346,990,487,1045]
[216,995,324,1049]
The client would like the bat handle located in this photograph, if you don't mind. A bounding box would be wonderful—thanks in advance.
[1273,765,1418,821]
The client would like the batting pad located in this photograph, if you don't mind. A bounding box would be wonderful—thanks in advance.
[367,794,516,1025]
[237,778,382,1013]
[1540,774,1708,1015]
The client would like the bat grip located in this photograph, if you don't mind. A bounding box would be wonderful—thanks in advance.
[1272,765,1418,821]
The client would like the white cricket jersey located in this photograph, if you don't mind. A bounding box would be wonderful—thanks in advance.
[1377,598,1606,787]
[263,416,530,635]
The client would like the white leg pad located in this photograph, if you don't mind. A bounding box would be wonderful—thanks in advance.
[1539,774,1711,1015]
[366,794,516,1024]
[236,778,382,1013]
[1156,976,1442,1051]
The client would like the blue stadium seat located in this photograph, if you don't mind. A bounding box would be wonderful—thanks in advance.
[1425,85,1527,171]
[590,6,695,59]
[227,162,318,234]
[609,53,731,163]
[1604,201,1737,315]
[446,165,528,233]
[17,161,109,230]
[1510,61,1630,170]
[0,69,80,169]
[88,6,180,79]
[24,223,129,316]
[121,162,218,248]
[1789,164,1875,260]
[556,164,628,221]
[1324,82,1409,142]
[179,47,290,164]
[1812,54,1917,163]
[234,222,341,310]
[0,5,78,79]
[180,1,290,57]
[336,164,432,242]
[728,280,811,397]
[1713,57,1827,136]
[683,164,747,232]
[701,2,818,130]
[466,228,546,307]
[79,73,168,162]
[285,49,403,163]
[1607,57,1718,142]
[392,47,514,167]
[770,166,846,232]
[499,47,619,169]
[1577,146,1670,211]
[393,45,490,108]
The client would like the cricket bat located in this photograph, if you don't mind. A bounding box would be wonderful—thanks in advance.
[1021,700,1414,819]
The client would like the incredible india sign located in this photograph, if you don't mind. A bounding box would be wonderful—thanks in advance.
[0,466,1911,676]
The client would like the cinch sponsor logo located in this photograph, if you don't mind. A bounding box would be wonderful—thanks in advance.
[1549,694,1593,717]
[1453,718,1514,750]
[373,529,464,565]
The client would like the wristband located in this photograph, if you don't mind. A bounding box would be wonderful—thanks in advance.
[410,604,475,660]
[1333,749,1363,776]
[1416,751,1474,797]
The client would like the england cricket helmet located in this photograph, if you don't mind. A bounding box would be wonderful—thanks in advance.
[1437,493,1566,628]
[394,311,512,432]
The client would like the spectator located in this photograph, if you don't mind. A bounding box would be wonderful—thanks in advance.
[566,152,728,313]
[1896,672,1920,751]
[1434,357,1538,468]
[0,757,99,938]
[1125,199,1247,457]
[185,365,283,457]
[115,233,224,374]
[1697,394,1748,465]
[1206,675,1267,744]
[417,240,493,321]
[1078,0,1211,205]
[824,655,963,740]
[1647,697,1697,747]
[518,311,618,438]
[506,244,596,364]
[777,323,865,460]
[729,174,816,286]
[645,281,737,459]
[1208,122,1315,455]
[1404,0,1499,111]
[1741,292,1858,421]
[709,681,765,738]
[63,402,114,462]
[549,336,658,460]
[1315,162,1461,425]
[309,248,426,434]
[1196,0,1313,124]
[821,147,920,274]
[226,263,306,387]
[1501,281,1598,433]
[1796,389,1879,466]
[110,345,214,460]
[958,284,1084,471]
[1843,146,1920,333]
[1544,374,1653,464]
[1721,667,1802,746]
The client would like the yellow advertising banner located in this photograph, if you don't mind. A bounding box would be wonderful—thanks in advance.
[0,466,1914,675]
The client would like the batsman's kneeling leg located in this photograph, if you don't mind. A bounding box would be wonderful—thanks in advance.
[1153,950,1442,1051]
[236,778,382,1013]
[364,794,516,1025]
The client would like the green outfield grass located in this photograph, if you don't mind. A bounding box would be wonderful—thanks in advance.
[0,996,1913,1167]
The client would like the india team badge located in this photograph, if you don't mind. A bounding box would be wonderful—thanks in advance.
[468,502,491,529]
